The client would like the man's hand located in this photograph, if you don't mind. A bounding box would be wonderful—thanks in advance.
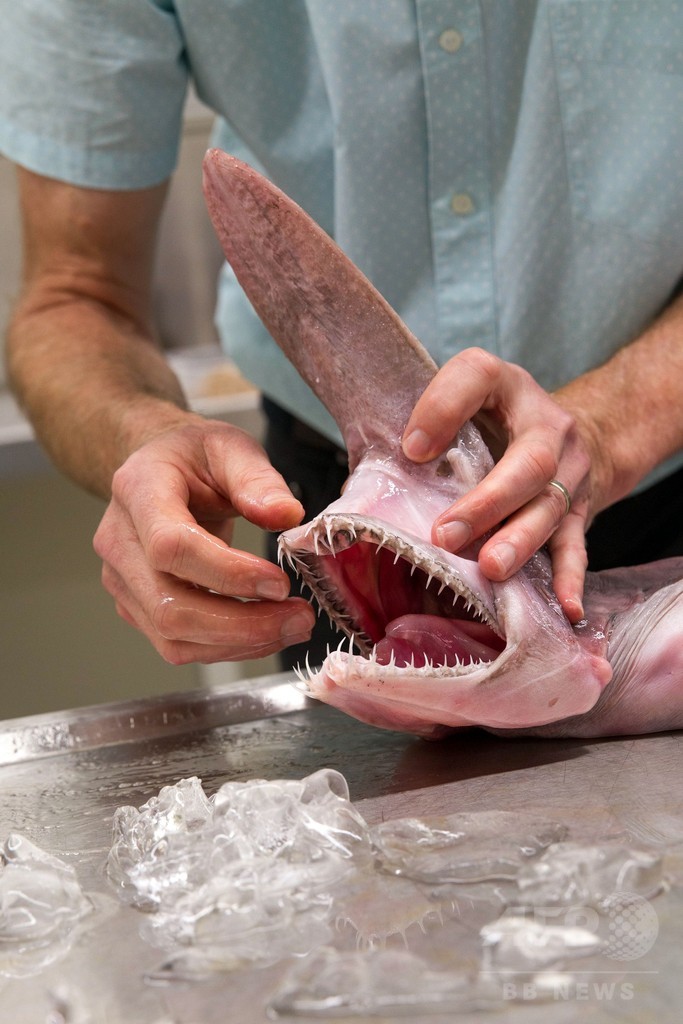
[403,307,683,623]
[402,348,605,623]
[93,418,316,663]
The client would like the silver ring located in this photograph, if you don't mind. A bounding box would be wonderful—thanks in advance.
[548,479,572,517]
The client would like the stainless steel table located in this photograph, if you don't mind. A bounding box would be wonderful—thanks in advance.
[0,672,681,1022]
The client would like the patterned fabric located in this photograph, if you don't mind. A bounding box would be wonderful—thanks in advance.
[2,1,683,486]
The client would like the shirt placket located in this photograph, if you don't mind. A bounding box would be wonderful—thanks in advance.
[416,0,497,361]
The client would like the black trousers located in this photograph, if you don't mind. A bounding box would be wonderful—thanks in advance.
[263,398,683,669]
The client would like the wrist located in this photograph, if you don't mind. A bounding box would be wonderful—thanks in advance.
[554,369,667,518]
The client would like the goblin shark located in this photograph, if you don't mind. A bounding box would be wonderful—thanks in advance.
[203,149,683,740]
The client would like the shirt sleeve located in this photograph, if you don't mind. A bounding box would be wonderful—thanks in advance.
[0,0,188,189]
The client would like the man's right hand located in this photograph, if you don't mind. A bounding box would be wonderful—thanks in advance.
[93,417,315,663]
[7,168,315,665]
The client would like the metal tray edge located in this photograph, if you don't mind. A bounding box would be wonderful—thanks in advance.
[0,672,313,765]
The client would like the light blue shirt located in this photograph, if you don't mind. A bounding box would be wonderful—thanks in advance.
[1,1,683,485]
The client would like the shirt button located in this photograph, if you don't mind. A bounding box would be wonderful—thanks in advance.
[439,28,463,53]
[450,192,475,216]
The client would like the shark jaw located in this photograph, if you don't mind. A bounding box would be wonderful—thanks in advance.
[278,511,545,737]
[279,513,506,677]
[278,504,609,738]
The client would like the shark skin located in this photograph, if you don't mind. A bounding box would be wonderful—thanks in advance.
[202,149,683,740]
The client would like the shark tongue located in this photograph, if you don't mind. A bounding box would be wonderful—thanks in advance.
[374,614,503,668]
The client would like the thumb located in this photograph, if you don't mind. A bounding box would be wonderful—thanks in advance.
[240,478,305,532]
[210,427,305,531]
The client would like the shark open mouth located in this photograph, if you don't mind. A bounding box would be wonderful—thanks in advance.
[281,519,507,673]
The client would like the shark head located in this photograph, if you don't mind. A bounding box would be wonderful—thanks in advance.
[278,447,610,737]
[203,149,612,737]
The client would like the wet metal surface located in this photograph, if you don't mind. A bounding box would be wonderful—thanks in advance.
[0,672,681,1022]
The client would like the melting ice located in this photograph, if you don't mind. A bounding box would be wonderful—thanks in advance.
[371,811,568,883]
[103,770,670,1012]
[106,769,371,969]
[0,833,92,978]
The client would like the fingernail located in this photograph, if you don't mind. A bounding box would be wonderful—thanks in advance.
[281,611,313,639]
[403,428,432,461]
[564,597,585,623]
[435,520,471,551]
[256,578,290,601]
[489,541,517,576]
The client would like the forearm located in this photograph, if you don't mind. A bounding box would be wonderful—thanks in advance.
[7,296,194,499]
[4,169,196,498]
[553,291,683,515]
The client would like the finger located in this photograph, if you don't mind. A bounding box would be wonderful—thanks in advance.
[201,425,305,530]
[156,632,313,665]
[403,348,504,461]
[114,599,139,630]
[433,429,567,552]
[107,463,294,601]
[476,478,584,581]
[145,516,294,601]
[103,561,315,661]
[118,596,314,664]
[547,508,589,624]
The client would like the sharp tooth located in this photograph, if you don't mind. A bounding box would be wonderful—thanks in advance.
[438,581,446,595]
[425,573,433,589]
[345,649,352,680]
[393,550,401,565]
[313,532,321,556]
[325,522,335,552]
